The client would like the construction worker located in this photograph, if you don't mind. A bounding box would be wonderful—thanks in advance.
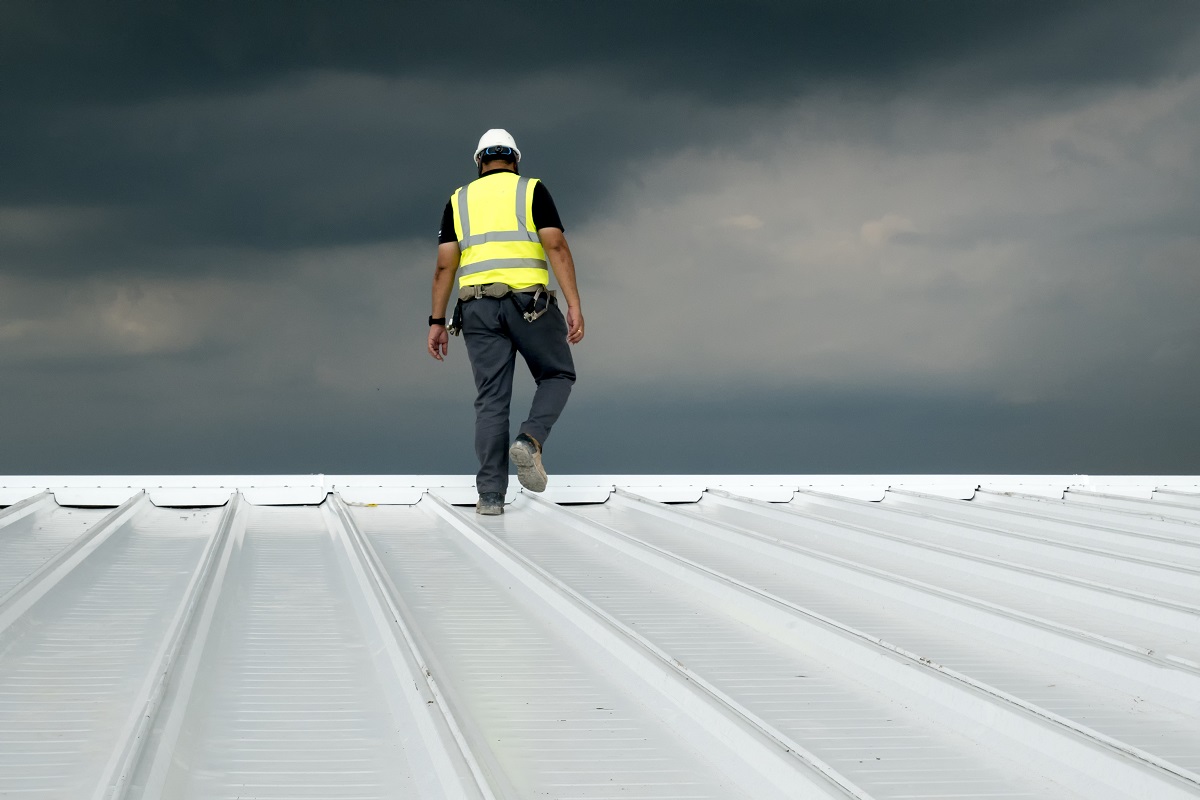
[427,129,584,515]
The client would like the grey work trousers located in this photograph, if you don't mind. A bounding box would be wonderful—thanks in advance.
[462,293,576,495]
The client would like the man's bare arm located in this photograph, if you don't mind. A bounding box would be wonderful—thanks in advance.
[538,227,584,344]
[432,242,459,317]
[427,242,459,361]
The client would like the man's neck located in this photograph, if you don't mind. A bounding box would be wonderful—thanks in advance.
[480,163,516,176]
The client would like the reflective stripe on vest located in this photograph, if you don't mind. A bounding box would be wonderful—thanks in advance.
[451,173,549,289]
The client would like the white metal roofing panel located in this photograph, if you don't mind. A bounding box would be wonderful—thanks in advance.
[1066,489,1200,523]
[0,487,43,505]
[1,475,1198,798]
[1160,489,1200,503]
[6,473,1197,505]
[52,486,142,506]
[147,488,234,506]
[1,475,328,506]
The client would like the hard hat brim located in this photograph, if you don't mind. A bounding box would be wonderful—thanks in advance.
[474,148,522,165]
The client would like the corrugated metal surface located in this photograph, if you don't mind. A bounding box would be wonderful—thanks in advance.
[1,476,1198,799]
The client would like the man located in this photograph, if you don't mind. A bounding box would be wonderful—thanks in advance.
[427,129,585,515]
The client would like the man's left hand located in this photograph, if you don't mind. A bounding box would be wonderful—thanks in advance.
[566,306,585,344]
[428,325,449,360]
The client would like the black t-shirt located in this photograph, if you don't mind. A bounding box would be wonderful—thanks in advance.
[438,170,564,244]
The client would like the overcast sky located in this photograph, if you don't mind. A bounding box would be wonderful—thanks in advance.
[2,1,1198,477]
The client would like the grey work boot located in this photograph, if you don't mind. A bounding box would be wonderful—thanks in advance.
[508,433,548,493]
[476,491,504,515]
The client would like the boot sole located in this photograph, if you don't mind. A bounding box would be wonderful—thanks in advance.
[509,443,548,492]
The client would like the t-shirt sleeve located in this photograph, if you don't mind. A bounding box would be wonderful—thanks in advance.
[437,201,456,244]
[532,181,564,232]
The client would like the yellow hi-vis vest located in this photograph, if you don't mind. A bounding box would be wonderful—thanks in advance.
[450,171,549,289]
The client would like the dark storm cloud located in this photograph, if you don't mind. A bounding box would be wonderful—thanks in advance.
[4,0,1199,104]
[2,0,1200,268]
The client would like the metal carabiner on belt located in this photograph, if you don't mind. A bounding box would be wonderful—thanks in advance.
[447,299,464,336]
[521,286,549,323]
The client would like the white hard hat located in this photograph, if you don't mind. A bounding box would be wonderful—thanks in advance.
[474,128,521,165]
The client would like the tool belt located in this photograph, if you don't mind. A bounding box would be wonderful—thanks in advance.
[457,283,554,302]
[448,283,556,336]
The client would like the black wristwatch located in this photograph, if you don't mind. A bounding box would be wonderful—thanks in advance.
[428,315,446,327]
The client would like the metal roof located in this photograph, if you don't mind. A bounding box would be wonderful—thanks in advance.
[1,474,1198,799]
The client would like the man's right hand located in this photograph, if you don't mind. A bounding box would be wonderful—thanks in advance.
[428,324,449,360]
[566,306,585,344]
